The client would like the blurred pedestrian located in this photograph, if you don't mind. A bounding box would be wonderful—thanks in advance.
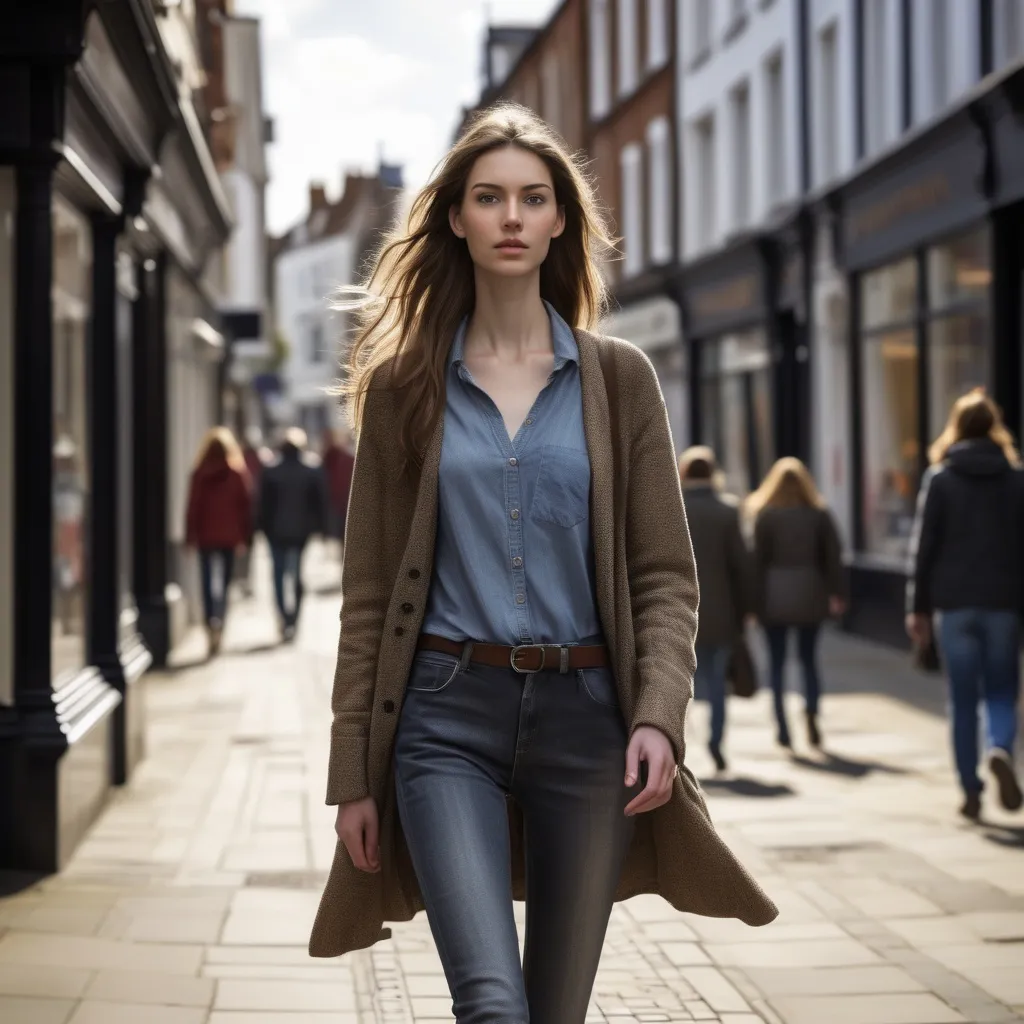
[321,427,355,563]
[906,388,1024,821]
[237,427,270,597]
[748,457,846,750]
[679,446,756,772]
[312,103,776,1017]
[257,426,329,641]
[185,427,252,655]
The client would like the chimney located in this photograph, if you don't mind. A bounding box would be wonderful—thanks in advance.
[309,183,328,212]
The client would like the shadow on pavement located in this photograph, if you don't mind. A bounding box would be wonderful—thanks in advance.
[699,776,796,798]
[979,822,1024,848]
[0,871,45,899]
[789,751,913,779]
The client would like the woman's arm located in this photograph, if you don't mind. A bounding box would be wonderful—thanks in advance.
[906,467,943,617]
[821,509,847,601]
[185,474,201,547]
[624,359,699,764]
[728,508,757,621]
[326,397,390,806]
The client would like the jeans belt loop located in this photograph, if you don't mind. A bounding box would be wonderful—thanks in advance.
[458,641,475,672]
[559,647,570,674]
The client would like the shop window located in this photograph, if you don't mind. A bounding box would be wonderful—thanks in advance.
[52,197,93,684]
[859,258,920,564]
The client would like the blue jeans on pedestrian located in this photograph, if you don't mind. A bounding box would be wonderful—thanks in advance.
[765,624,822,741]
[394,641,637,1024]
[937,608,1021,795]
[695,643,730,750]
[199,548,234,626]
[270,543,305,627]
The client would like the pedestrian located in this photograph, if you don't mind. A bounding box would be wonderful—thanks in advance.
[184,427,252,655]
[257,426,329,641]
[237,427,269,598]
[309,103,777,1021]
[747,457,846,750]
[679,445,756,772]
[906,388,1024,821]
[320,427,355,563]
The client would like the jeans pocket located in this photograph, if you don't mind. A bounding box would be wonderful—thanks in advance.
[577,666,620,707]
[406,651,462,693]
[530,445,591,528]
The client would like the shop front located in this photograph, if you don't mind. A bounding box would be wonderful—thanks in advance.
[838,102,993,644]
[602,294,687,452]
[679,241,776,496]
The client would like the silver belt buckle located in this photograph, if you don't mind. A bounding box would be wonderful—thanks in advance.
[509,644,546,674]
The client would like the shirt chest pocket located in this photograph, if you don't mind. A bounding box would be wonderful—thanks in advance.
[529,444,591,529]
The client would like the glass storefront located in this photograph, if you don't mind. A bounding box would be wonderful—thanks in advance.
[699,328,774,495]
[52,198,92,684]
[0,169,14,706]
[858,226,991,564]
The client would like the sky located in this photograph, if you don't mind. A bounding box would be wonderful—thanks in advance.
[233,0,562,235]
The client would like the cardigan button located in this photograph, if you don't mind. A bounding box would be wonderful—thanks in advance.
[383,699,395,713]
[401,602,414,613]
[394,626,405,637]
[408,569,421,580]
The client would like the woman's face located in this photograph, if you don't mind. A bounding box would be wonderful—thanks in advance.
[450,145,565,278]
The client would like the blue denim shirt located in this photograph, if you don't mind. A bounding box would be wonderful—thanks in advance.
[421,302,602,646]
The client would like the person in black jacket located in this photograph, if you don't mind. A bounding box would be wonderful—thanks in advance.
[258,427,330,641]
[907,389,1024,821]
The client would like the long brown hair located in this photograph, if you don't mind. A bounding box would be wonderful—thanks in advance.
[193,426,245,475]
[928,387,1020,466]
[337,103,614,468]
[746,457,826,518]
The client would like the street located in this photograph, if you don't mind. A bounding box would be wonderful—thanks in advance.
[1,548,1023,1024]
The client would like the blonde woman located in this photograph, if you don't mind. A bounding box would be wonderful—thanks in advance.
[748,457,846,749]
[184,427,252,654]
[907,389,1024,820]
[308,104,776,1020]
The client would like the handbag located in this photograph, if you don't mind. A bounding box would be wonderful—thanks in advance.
[912,636,942,673]
[726,638,757,698]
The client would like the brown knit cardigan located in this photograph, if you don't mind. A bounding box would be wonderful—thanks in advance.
[308,329,779,957]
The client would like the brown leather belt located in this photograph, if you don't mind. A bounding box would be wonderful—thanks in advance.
[417,633,609,675]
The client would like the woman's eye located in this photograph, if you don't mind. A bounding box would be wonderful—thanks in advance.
[477,194,498,204]
[525,194,546,205]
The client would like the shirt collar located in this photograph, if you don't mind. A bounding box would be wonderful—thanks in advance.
[450,300,579,376]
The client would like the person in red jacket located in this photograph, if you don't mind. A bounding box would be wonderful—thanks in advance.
[320,427,355,563]
[185,427,252,654]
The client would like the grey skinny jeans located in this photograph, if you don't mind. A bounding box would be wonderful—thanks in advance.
[394,643,637,1024]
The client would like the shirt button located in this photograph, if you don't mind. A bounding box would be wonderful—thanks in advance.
[510,509,520,520]
[408,569,420,580]
[383,699,395,713]
[394,626,405,637]
[515,594,526,604]
[401,602,414,613]
[509,457,518,467]
[524,418,533,426]
[512,556,523,568]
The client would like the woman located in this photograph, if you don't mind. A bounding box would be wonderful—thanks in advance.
[749,457,846,750]
[907,389,1024,821]
[308,105,776,1021]
[185,427,251,655]
[679,446,755,772]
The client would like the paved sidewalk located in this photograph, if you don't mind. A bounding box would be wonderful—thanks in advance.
[1,552,1023,1024]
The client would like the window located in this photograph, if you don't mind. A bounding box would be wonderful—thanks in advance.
[52,197,93,684]
[646,0,669,70]
[617,0,639,97]
[695,115,716,248]
[309,320,325,364]
[589,0,612,119]
[646,117,672,264]
[765,51,786,205]
[730,81,751,229]
[997,0,1024,66]
[620,143,645,277]
[863,0,890,155]
[927,227,991,438]
[817,22,839,184]
[541,51,562,129]
[930,0,950,114]
[691,0,713,62]
[0,169,12,706]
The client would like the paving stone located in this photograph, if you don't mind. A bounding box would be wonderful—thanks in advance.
[766,993,966,1024]
[214,978,356,1012]
[0,963,92,999]
[84,969,215,1007]
[704,938,883,969]
[0,996,76,1024]
[67,1003,207,1024]
[742,965,928,996]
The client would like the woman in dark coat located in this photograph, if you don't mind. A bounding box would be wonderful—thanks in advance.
[748,457,846,750]
[679,446,755,772]
[185,427,252,654]
[907,389,1024,821]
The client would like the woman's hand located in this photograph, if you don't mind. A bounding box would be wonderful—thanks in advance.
[624,726,677,816]
[335,797,380,872]
[906,613,931,646]
[829,596,847,618]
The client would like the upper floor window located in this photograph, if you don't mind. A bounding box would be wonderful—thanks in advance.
[862,0,892,156]
[646,117,672,264]
[930,0,951,114]
[816,22,840,185]
[620,143,645,277]
[589,0,612,119]
[995,0,1024,66]
[646,0,669,70]
[764,50,786,205]
[690,0,713,64]
[730,81,751,229]
[617,0,639,97]
[695,114,716,249]
[541,51,562,130]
